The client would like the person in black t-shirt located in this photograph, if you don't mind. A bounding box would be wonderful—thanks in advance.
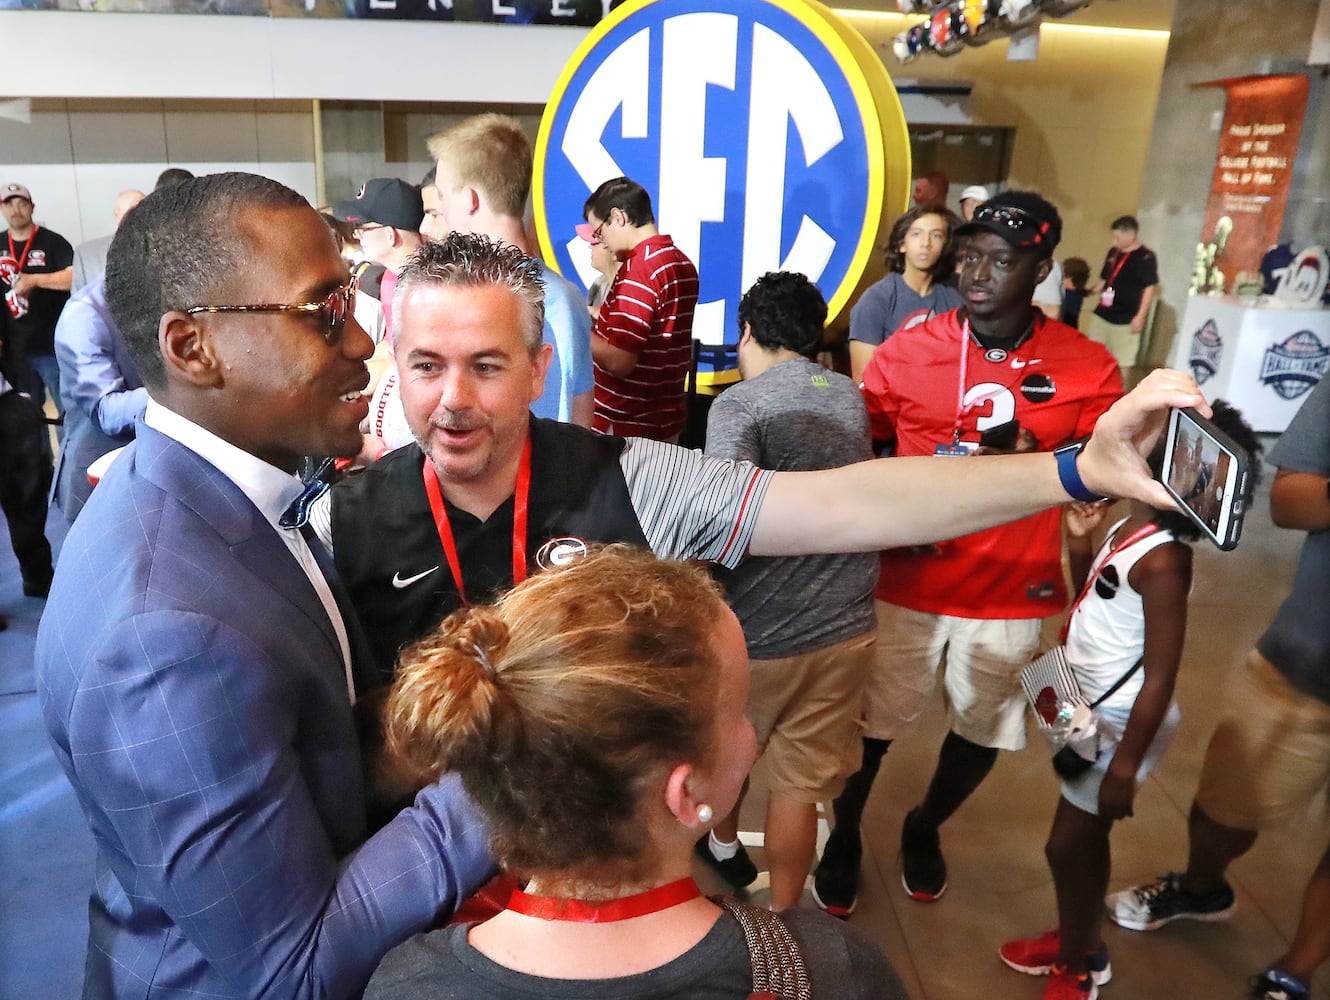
[1,182,74,423]
[1086,215,1158,378]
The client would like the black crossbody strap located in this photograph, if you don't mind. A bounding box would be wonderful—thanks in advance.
[1088,656,1144,709]
[714,896,812,1000]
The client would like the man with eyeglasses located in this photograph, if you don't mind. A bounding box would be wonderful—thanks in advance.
[312,230,1197,826]
[581,176,698,442]
[333,177,425,457]
[35,173,492,1000]
[811,191,1123,916]
[333,177,424,341]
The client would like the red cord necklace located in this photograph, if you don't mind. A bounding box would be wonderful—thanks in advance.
[507,877,702,922]
[1060,520,1161,642]
[421,437,531,605]
[6,224,38,275]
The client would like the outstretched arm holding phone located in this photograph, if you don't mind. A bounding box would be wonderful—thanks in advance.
[751,368,1206,557]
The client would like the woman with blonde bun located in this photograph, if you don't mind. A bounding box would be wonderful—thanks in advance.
[366,545,907,1000]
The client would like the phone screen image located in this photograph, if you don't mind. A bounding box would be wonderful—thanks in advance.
[1162,408,1250,550]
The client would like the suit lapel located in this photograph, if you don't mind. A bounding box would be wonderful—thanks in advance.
[133,425,345,665]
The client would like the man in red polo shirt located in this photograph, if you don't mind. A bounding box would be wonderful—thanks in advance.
[581,177,698,442]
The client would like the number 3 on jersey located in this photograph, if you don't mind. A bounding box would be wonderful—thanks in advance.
[963,382,1016,438]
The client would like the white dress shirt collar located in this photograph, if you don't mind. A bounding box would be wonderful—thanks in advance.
[144,399,303,527]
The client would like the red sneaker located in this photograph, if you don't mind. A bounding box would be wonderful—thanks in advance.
[1000,929,1112,985]
[1043,964,1098,1000]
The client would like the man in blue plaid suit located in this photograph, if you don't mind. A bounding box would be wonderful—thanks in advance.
[35,173,492,999]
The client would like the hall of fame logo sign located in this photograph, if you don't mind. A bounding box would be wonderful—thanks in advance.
[533,0,910,344]
[1260,329,1330,400]
[1188,318,1222,386]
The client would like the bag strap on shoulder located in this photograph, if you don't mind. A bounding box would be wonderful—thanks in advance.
[714,896,812,1000]
[1088,656,1144,709]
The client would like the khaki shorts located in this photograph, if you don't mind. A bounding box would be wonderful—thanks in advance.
[748,630,877,804]
[1196,650,1330,830]
[1085,312,1140,369]
[863,600,1042,751]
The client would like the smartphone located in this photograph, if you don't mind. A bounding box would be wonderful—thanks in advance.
[978,419,1021,451]
[1161,407,1252,550]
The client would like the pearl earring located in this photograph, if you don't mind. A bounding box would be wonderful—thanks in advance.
[697,804,713,824]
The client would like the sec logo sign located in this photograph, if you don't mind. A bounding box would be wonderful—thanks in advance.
[533,0,909,343]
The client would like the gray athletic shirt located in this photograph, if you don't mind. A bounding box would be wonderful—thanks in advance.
[1258,375,1330,705]
[705,357,877,658]
[848,272,964,348]
[364,906,909,1000]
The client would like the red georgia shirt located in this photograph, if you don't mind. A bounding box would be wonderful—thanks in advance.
[861,309,1122,619]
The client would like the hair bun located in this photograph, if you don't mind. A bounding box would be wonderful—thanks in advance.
[385,608,512,776]
[449,611,510,675]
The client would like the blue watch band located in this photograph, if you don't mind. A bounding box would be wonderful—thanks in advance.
[1054,441,1108,502]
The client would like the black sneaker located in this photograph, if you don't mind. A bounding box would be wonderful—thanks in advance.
[812,824,862,918]
[694,835,758,890]
[900,808,946,901]
[1250,968,1310,1000]
[1105,872,1235,931]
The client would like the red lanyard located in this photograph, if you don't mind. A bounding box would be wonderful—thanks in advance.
[7,225,37,273]
[955,319,973,433]
[1060,521,1160,641]
[1104,248,1134,289]
[421,438,531,605]
[507,877,702,922]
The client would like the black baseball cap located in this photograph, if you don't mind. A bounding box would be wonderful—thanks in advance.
[955,190,1061,256]
[332,178,423,232]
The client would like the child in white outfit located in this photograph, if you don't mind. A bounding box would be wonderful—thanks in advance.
[999,402,1260,1000]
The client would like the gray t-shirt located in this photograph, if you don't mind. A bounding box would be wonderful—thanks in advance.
[705,357,878,658]
[1258,375,1330,705]
[848,272,963,348]
[365,906,909,1000]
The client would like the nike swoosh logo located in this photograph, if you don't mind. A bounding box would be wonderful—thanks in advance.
[1011,359,1042,369]
[392,566,440,589]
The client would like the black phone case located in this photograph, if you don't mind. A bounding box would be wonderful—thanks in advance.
[1162,407,1251,551]
[978,419,1020,451]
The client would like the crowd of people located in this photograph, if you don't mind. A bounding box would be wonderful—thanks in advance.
[2,133,1326,1000]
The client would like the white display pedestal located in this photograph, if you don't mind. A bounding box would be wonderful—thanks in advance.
[1170,294,1330,433]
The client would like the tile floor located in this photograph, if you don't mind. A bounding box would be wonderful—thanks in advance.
[3,438,1329,999]
[719,443,1330,1000]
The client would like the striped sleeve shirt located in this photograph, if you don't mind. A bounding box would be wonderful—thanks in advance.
[593,234,699,440]
[618,436,773,568]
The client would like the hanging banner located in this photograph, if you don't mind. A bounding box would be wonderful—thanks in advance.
[1195,73,1309,293]
[532,0,910,345]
